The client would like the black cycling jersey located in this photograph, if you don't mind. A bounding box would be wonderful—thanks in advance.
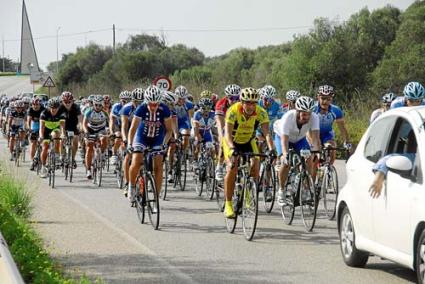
[58,103,81,132]
[27,106,45,122]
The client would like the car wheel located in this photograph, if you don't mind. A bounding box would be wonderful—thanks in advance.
[339,206,369,267]
[415,229,425,283]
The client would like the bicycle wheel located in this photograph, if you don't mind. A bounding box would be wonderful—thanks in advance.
[322,165,339,220]
[116,158,123,189]
[215,180,225,212]
[205,157,215,200]
[225,186,241,233]
[195,162,204,196]
[300,173,317,232]
[146,173,160,230]
[242,177,259,241]
[181,151,188,191]
[96,156,103,187]
[135,176,146,224]
[281,172,297,225]
[159,156,169,200]
[92,159,97,184]
[69,153,74,183]
[260,163,277,213]
[14,142,20,167]
[174,150,182,190]
[50,152,56,189]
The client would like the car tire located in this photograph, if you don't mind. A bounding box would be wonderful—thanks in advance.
[339,206,369,267]
[415,229,425,283]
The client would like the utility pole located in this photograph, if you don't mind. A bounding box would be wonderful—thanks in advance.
[113,24,116,55]
[56,26,61,74]
[2,35,5,72]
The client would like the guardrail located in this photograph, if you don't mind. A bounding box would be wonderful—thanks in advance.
[0,230,24,284]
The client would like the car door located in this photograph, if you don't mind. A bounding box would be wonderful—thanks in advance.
[373,118,421,258]
[348,116,397,240]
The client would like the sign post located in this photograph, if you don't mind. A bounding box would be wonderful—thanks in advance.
[42,75,56,98]
[152,76,172,91]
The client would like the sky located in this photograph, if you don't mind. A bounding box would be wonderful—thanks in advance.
[0,0,416,70]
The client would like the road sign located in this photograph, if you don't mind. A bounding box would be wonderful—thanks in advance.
[43,76,55,88]
[153,76,172,91]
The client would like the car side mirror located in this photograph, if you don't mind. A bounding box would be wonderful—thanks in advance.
[386,155,413,178]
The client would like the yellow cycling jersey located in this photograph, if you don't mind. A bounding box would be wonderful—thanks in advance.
[225,102,269,144]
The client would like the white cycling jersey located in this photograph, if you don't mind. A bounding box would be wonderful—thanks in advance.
[273,109,319,143]
[370,108,384,124]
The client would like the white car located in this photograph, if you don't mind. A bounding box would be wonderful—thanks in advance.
[337,106,425,283]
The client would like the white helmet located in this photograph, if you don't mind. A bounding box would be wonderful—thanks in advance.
[161,91,177,104]
[295,96,315,112]
[224,84,241,97]
[286,90,300,102]
[382,93,396,103]
[144,86,162,103]
[261,85,277,98]
[175,85,188,98]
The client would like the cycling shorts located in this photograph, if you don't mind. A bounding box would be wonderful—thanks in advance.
[223,139,258,161]
[320,131,335,145]
[274,135,310,156]
[133,135,164,154]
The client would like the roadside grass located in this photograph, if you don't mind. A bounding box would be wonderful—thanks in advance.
[0,72,17,77]
[0,166,96,283]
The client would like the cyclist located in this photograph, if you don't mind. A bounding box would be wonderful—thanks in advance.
[283,90,300,112]
[391,81,425,109]
[58,91,82,168]
[370,93,396,123]
[161,91,180,183]
[39,98,66,178]
[121,88,144,194]
[256,85,284,148]
[7,100,27,161]
[127,86,173,203]
[274,96,321,206]
[109,90,132,165]
[174,85,194,157]
[103,94,112,114]
[215,84,241,181]
[313,85,350,164]
[27,96,45,170]
[223,87,275,218]
[192,97,216,169]
[83,96,109,179]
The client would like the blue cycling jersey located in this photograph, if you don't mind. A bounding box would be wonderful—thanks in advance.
[313,103,343,134]
[133,103,171,139]
[120,102,138,128]
[390,97,425,109]
[111,102,124,126]
[175,101,194,129]
[258,100,284,129]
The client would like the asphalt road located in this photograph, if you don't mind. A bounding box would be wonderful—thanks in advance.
[0,76,416,283]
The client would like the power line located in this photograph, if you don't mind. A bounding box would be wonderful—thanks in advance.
[4,27,112,42]
[117,25,312,33]
[4,25,312,42]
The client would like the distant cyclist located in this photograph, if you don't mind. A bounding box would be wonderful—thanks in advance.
[27,96,45,170]
[214,84,241,181]
[370,93,396,123]
[282,90,300,112]
[313,85,350,164]
[127,86,173,203]
[391,81,425,109]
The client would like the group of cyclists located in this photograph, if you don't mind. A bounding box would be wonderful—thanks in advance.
[1,80,423,235]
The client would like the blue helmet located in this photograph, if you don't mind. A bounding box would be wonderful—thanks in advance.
[403,82,425,100]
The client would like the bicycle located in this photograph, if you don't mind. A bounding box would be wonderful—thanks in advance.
[134,148,161,230]
[258,154,277,213]
[114,143,126,189]
[87,133,106,187]
[171,138,188,191]
[280,148,318,232]
[194,140,216,200]
[47,137,62,189]
[225,152,266,241]
[315,144,349,220]
[33,140,42,175]
[11,128,26,167]
[63,131,75,183]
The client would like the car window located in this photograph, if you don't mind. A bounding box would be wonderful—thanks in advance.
[363,116,397,163]
[387,118,422,184]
